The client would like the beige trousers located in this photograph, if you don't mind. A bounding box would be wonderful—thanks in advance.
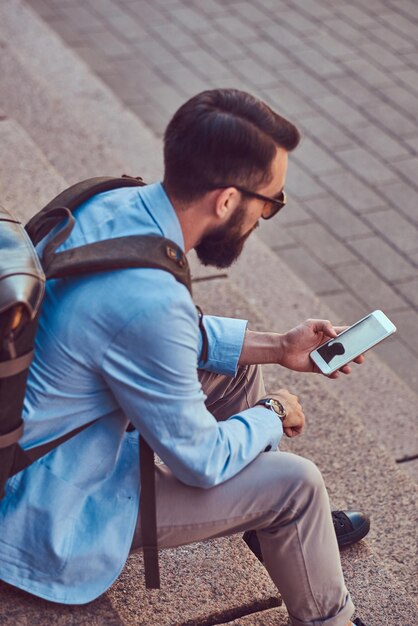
[132,365,354,626]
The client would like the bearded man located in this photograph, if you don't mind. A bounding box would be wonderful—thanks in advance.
[0,89,368,626]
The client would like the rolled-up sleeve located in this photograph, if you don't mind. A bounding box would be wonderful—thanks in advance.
[198,315,248,376]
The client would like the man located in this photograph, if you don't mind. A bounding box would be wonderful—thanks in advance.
[0,89,368,626]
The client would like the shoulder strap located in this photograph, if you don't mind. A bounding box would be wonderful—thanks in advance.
[44,235,192,295]
[26,175,145,246]
[24,174,192,294]
[20,176,189,589]
[139,436,160,588]
[7,418,99,478]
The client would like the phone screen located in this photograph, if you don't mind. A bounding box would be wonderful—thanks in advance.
[317,314,389,370]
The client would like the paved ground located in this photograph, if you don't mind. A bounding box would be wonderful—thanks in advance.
[25,0,418,396]
[1,2,417,622]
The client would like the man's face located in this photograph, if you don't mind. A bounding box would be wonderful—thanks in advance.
[195,148,288,269]
[195,198,253,268]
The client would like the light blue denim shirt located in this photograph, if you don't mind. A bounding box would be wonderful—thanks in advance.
[0,183,282,604]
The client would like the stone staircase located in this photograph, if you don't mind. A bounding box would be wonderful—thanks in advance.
[0,2,416,625]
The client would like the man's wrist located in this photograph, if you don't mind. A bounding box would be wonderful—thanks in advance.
[239,330,285,366]
[255,398,287,422]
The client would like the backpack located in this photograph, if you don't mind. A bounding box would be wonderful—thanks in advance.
[0,175,197,589]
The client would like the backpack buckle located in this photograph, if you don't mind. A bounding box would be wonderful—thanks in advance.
[166,245,186,268]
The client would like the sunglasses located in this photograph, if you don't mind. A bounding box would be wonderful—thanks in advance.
[208,185,287,220]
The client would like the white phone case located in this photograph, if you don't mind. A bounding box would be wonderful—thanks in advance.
[310,310,396,375]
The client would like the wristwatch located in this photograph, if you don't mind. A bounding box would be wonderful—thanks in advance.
[256,398,287,422]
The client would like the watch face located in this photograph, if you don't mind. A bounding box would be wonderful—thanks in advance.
[257,398,287,419]
[269,399,286,418]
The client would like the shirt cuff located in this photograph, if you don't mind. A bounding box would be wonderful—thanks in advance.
[229,406,283,451]
[198,315,248,376]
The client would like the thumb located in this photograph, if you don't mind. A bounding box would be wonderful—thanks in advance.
[314,320,337,339]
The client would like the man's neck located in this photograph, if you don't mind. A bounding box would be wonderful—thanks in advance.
[164,188,212,253]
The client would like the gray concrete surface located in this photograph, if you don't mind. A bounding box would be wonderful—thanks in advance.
[0,0,162,185]
[1,1,418,624]
[0,120,65,216]
[224,556,417,626]
[228,237,418,470]
[0,108,281,626]
[15,0,418,472]
[22,0,418,394]
[0,536,281,626]
[193,278,418,602]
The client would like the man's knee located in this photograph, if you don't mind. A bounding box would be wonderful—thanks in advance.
[264,452,327,510]
[291,455,326,495]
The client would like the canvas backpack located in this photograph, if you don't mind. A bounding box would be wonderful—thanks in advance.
[0,175,197,589]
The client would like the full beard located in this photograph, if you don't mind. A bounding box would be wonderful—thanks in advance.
[195,205,258,269]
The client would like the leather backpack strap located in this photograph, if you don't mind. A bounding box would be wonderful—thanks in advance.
[43,235,192,295]
[21,178,190,589]
[7,418,99,478]
[139,435,160,589]
[40,234,191,590]
[26,176,145,246]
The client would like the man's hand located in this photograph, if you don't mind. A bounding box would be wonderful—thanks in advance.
[259,389,305,438]
[239,322,365,378]
[279,319,365,379]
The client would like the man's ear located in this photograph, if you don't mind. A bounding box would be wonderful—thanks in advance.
[214,187,240,220]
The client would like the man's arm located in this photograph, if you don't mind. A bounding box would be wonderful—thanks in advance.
[197,314,248,375]
[239,320,365,379]
[101,290,282,489]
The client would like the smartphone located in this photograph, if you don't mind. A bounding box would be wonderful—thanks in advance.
[310,310,396,375]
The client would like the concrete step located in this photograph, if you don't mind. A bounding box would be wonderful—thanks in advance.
[4,0,415,483]
[192,276,418,605]
[0,0,162,184]
[0,105,280,626]
[0,2,417,624]
[228,238,418,481]
[0,536,281,626]
[4,0,416,476]
[223,545,417,626]
[223,552,417,626]
[0,118,66,221]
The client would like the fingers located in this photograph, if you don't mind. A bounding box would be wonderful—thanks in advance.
[283,425,303,438]
[323,357,364,379]
[328,371,340,379]
[334,325,348,335]
[326,368,348,379]
[278,390,305,438]
[309,319,338,339]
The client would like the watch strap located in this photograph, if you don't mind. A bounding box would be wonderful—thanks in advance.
[255,398,286,422]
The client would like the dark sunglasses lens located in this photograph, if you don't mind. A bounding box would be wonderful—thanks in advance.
[263,194,286,219]
[263,205,280,219]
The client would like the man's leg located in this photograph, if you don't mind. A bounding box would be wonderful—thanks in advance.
[199,365,369,553]
[132,448,354,626]
[132,365,355,625]
[198,364,266,421]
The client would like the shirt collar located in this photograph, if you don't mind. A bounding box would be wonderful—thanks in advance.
[139,182,185,251]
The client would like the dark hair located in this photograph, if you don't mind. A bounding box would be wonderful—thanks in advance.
[163,89,300,203]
